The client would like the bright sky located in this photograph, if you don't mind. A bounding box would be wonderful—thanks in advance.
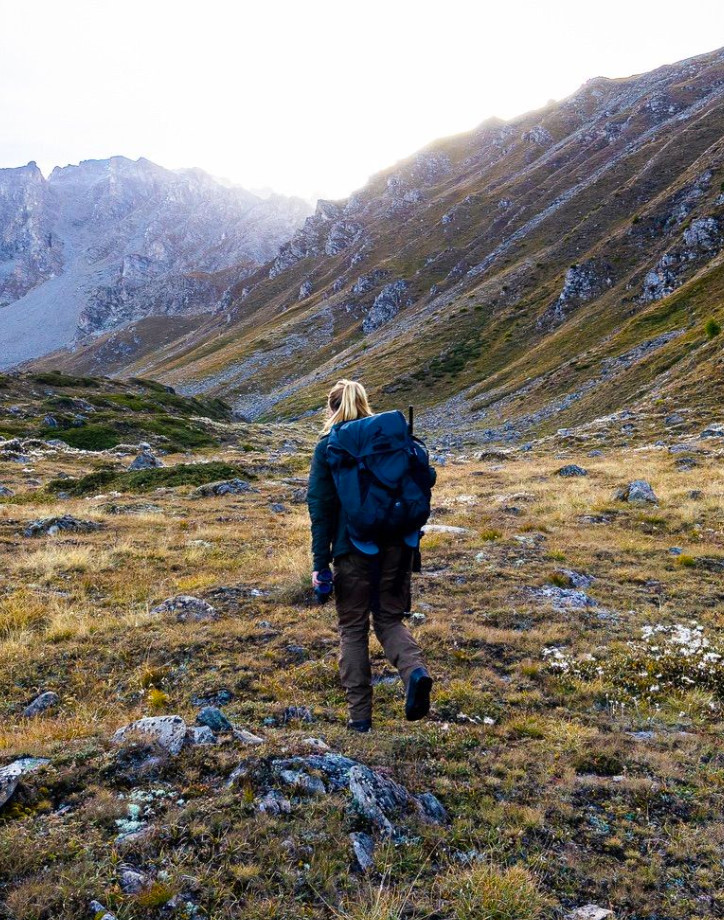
[1,0,723,200]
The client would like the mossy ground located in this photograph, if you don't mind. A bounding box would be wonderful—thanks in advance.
[1,416,723,919]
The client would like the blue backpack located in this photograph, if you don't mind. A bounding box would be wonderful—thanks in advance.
[326,410,436,547]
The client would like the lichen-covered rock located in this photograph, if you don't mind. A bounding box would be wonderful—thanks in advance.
[615,480,658,504]
[0,757,50,809]
[22,690,59,718]
[350,831,375,871]
[89,900,117,920]
[348,764,412,837]
[700,423,724,439]
[112,715,187,755]
[278,769,326,796]
[185,725,217,746]
[565,907,613,920]
[149,595,217,622]
[0,485,13,497]
[24,515,102,537]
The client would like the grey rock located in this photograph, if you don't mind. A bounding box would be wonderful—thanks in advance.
[119,866,149,894]
[257,789,292,814]
[89,901,117,920]
[282,705,314,724]
[196,706,233,733]
[0,485,14,497]
[615,480,658,504]
[186,725,217,746]
[269,502,287,513]
[422,524,469,535]
[193,478,255,497]
[127,449,163,471]
[416,792,450,824]
[669,547,683,556]
[348,764,412,837]
[42,414,58,427]
[565,907,613,920]
[149,595,217,622]
[278,769,326,796]
[24,514,101,537]
[665,413,685,426]
[533,586,597,610]
[22,690,60,718]
[112,715,187,755]
[0,757,50,809]
[233,728,266,745]
[557,464,588,477]
[700,423,724,439]
[362,280,410,334]
[554,570,595,589]
[350,831,376,872]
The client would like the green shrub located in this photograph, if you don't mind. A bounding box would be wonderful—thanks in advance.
[44,424,120,450]
[704,318,721,339]
[47,462,251,496]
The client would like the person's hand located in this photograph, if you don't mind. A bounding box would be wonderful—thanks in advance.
[312,570,321,588]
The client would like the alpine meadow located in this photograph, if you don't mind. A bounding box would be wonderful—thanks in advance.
[1,33,724,920]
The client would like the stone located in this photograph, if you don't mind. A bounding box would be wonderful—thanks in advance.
[348,764,412,837]
[557,464,588,477]
[416,792,450,824]
[303,737,331,751]
[150,595,217,622]
[193,478,255,497]
[257,789,292,814]
[24,514,101,537]
[127,449,163,471]
[233,728,266,745]
[350,831,376,872]
[422,524,469,535]
[565,907,613,920]
[119,866,149,894]
[278,769,326,796]
[22,690,59,718]
[700,423,724,439]
[89,901,117,920]
[0,757,50,809]
[554,570,595,589]
[533,586,597,611]
[269,502,287,513]
[112,715,188,755]
[282,705,314,724]
[186,725,217,746]
[615,480,658,504]
[587,449,604,457]
[0,485,14,497]
[196,706,233,733]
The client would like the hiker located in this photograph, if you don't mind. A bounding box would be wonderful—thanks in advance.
[306,379,436,733]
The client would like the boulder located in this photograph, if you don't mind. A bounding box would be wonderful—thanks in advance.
[22,690,59,718]
[557,464,588,477]
[89,901,117,920]
[348,764,412,837]
[127,449,163,471]
[196,706,233,733]
[24,515,102,537]
[193,478,255,497]
[0,757,50,810]
[112,715,187,755]
[278,769,326,796]
[615,480,658,504]
[150,595,217,622]
[0,486,13,497]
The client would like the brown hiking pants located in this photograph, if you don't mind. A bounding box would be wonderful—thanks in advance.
[333,544,427,721]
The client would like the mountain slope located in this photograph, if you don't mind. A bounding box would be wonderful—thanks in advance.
[0,157,311,368]
[33,48,724,440]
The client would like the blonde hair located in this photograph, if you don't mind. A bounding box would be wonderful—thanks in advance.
[322,379,373,433]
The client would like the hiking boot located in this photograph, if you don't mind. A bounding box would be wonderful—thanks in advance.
[405,668,432,721]
[347,718,372,733]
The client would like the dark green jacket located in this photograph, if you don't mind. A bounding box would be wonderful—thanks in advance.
[307,434,352,571]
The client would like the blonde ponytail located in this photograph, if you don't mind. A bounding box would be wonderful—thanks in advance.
[322,379,373,433]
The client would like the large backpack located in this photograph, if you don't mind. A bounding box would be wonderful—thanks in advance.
[326,410,436,546]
